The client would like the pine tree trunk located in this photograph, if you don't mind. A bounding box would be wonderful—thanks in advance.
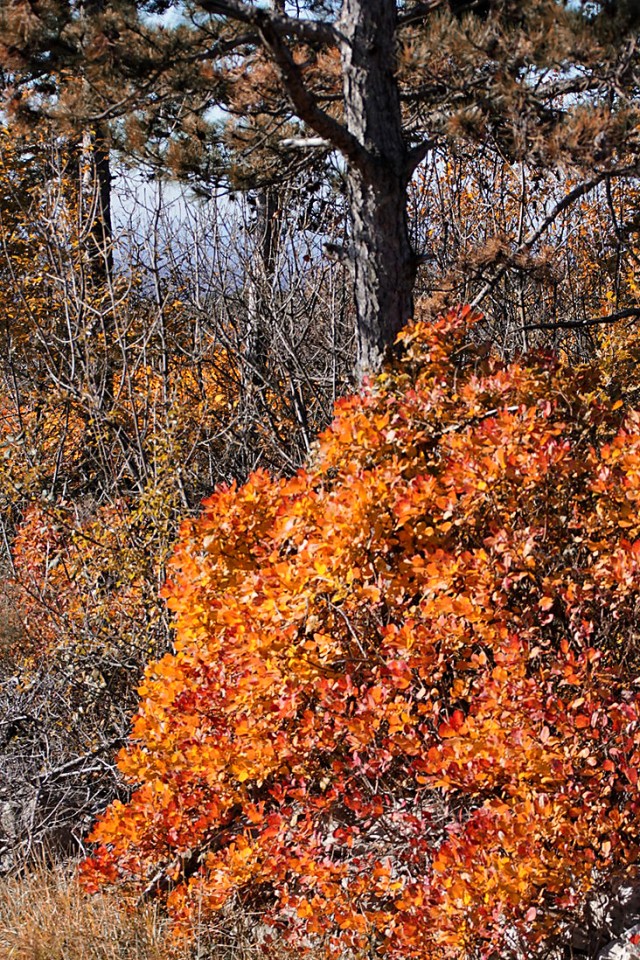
[339,0,416,378]
[347,166,416,376]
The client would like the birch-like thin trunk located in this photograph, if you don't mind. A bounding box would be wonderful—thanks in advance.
[245,187,279,392]
[81,124,115,415]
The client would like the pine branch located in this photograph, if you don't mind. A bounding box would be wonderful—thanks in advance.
[398,0,491,26]
[256,15,372,176]
[398,0,447,27]
[195,0,370,171]
[406,137,437,175]
[198,0,338,46]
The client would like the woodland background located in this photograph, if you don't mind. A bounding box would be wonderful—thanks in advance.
[2,0,640,958]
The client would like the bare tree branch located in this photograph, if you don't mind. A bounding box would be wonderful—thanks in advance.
[471,166,640,310]
[281,136,331,150]
[521,307,640,332]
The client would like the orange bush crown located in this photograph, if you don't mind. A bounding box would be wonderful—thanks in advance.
[83,306,640,958]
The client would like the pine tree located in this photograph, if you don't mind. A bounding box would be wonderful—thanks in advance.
[2,0,640,376]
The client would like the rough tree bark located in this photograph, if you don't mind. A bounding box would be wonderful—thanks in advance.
[338,0,416,375]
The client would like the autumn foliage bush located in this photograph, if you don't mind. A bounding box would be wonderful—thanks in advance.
[81,306,640,957]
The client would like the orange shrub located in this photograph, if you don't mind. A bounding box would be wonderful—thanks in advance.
[83,307,640,958]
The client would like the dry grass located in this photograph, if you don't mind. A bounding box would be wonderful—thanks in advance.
[0,864,181,960]
[0,863,321,960]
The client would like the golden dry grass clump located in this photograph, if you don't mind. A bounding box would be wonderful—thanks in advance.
[0,865,175,960]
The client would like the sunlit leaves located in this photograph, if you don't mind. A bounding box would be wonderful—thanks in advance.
[83,306,640,958]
